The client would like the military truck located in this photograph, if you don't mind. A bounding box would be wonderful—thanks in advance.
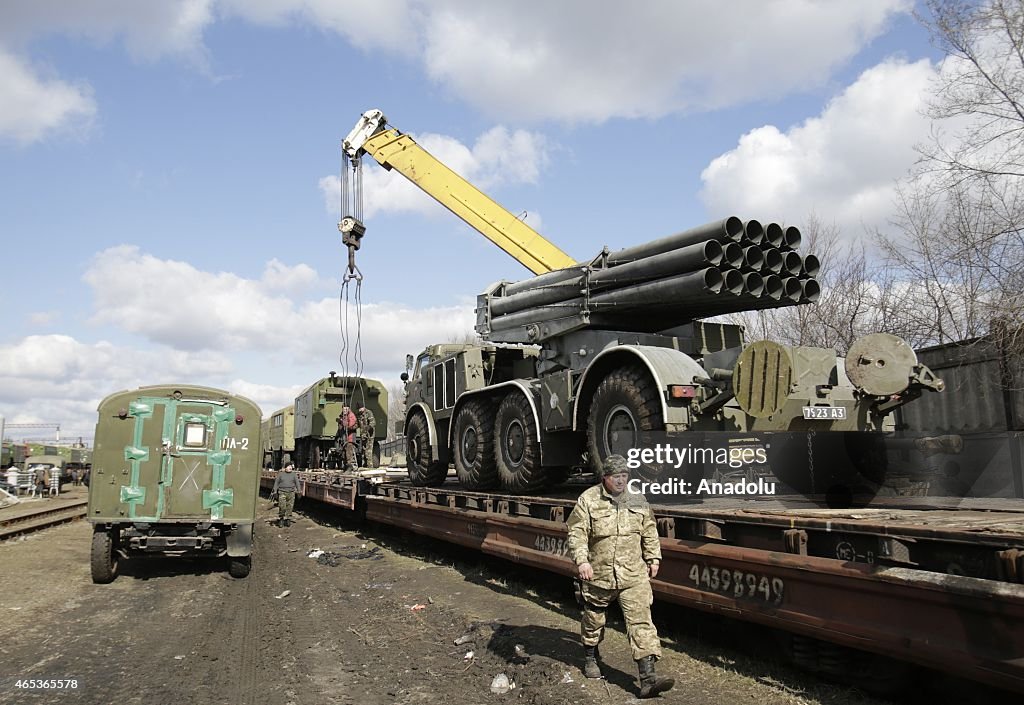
[88,384,262,583]
[263,405,295,470]
[293,372,387,469]
[24,454,65,487]
[343,110,944,495]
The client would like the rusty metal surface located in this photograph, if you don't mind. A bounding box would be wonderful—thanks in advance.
[903,338,1023,433]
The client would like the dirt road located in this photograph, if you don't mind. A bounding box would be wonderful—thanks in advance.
[0,498,976,705]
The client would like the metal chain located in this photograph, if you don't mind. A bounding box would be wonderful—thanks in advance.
[806,428,816,494]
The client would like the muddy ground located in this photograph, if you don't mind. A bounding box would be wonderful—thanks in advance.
[0,494,1010,705]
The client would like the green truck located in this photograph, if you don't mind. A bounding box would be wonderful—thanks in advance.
[293,372,388,469]
[88,384,262,583]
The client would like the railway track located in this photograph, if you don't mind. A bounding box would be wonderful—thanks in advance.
[0,500,88,540]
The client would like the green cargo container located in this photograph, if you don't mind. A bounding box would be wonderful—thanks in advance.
[88,384,262,583]
[293,373,387,469]
[264,405,295,469]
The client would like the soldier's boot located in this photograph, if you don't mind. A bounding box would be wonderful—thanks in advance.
[637,656,674,698]
[582,645,603,679]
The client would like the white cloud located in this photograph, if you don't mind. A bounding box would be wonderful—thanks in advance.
[0,334,236,437]
[0,0,214,62]
[226,378,306,418]
[0,247,477,435]
[699,58,937,239]
[0,1,213,143]
[218,0,420,55]
[231,1,908,122]
[320,126,550,218]
[0,49,95,144]
[82,245,476,369]
[0,0,913,140]
[417,0,910,122]
[260,258,320,295]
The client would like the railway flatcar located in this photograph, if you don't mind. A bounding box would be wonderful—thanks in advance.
[88,384,262,583]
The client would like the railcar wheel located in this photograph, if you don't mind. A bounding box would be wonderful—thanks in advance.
[495,393,546,492]
[453,400,499,489]
[406,412,448,486]
[228,555,251,579]
[586,365,663,477]
[90,529,119,584]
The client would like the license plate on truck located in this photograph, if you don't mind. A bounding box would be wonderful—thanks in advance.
[802,406,847,420]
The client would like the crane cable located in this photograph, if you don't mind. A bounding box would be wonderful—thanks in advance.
[338,148,367,461]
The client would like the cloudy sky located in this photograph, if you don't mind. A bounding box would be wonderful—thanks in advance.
[0,0,945,442]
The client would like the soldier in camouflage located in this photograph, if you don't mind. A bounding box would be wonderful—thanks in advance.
[566,454,675,698]
[271,463,299,527]
[356,405,376,468]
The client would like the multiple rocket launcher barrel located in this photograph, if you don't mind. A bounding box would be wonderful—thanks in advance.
[486,217,821,334]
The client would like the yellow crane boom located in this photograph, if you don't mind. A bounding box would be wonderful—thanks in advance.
[342,109,576,275]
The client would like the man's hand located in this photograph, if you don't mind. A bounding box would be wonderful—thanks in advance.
[577,562,594,580]
[648,562,660,579]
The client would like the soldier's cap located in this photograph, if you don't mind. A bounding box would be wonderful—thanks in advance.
[602,454,630,476]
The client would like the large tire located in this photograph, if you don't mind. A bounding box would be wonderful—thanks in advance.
[228,555,251,579]
[586,365,664,476]
[312,445,322,470]
[453,400,498,489]
[371,441,381,469]
[90,529,119,584]
[406,412,448,486]
[494,393,546,492]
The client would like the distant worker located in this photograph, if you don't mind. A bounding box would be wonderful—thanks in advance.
[357,405,376,467]
[271,463,299,527]
[48,466,60,497]
[33,465,47,499]
[566,454,674,698]
[336,406,358,471]
[72,468,80,486]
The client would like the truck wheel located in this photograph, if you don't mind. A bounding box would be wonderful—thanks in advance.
[406,412,447,486]
[495,393,545,492]
[453,400,498,489]
[312,445,322,470]
[90,529,119,584]
[586,365,663,475]
[228,555,251,579]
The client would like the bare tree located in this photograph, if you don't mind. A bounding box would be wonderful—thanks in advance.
[875,0,1024,351]
[917,0,1024,187]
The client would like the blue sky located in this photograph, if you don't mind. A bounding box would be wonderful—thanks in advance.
[0,0,946,442]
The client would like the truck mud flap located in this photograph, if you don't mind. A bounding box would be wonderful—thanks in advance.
[226,523,253,557]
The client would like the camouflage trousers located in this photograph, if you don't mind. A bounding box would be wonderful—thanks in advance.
[580,579,661,661]
[278,490,295,520]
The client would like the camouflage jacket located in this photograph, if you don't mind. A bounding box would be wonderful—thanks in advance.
[357,409,375,436]
[566,484,661,590]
